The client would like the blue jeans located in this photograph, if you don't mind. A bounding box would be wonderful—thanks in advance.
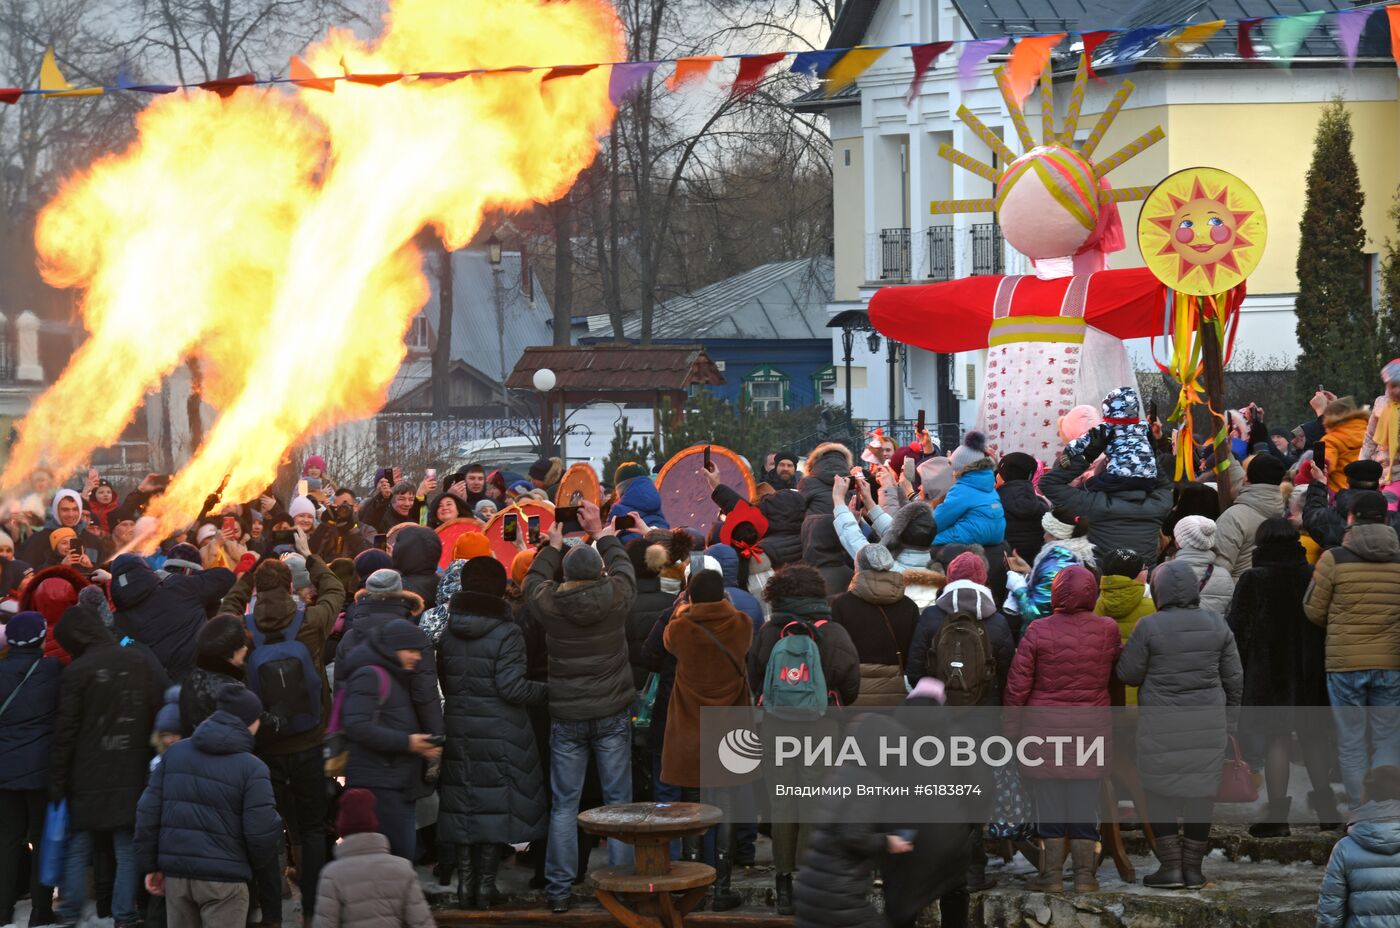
[546,709,634,900]
[1328,670,1400,806]
[60,829,136,925]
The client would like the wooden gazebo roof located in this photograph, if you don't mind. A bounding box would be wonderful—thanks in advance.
[505,345,725,397]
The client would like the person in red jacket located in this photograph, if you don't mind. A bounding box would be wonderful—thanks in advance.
[1004,565,1121,895]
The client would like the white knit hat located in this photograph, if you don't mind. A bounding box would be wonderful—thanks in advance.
[288,495,317,519]
[1041,510,1076,540]
[196,523,219,545]
[1174,515,1217,551]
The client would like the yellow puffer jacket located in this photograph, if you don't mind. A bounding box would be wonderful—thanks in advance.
[1304,523,1400,672]
[1094,574,1156,705]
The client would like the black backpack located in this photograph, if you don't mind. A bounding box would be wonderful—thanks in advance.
[245,610,321,735]
[932,611,995,706]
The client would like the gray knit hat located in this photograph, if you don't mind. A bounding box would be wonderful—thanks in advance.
[365,568,404,595]
[949,430,990,473]
[856,544,896,572]
[563,544,604,581]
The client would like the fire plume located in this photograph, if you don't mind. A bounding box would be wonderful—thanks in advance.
[3,0,623,543]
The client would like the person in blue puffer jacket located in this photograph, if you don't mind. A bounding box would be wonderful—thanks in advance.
[134,686,281,925]
[610,463,669,541]
[1317,765,1400,928]
[932,431,1006,547]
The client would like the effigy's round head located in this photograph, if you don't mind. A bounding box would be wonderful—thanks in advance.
[995,145,1100,260]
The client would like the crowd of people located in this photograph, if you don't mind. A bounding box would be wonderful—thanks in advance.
[3,368,1400,928]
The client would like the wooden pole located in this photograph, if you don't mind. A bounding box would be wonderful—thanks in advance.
[1200,303,1233,510]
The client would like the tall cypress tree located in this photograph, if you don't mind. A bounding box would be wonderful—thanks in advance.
[1294,98,1372,405]
[1378,189,1400,365]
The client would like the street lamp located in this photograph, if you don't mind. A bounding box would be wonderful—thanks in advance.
[827,310,874,433]
[532,367,559,459]
[486,234,502,266]
[866,331,882,354]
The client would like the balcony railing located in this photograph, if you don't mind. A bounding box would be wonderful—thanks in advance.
[925,226,953,281]
[971,223,1005,276]
[879,227,911,281]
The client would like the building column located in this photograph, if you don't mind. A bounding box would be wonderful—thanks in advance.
[15,311,43,382]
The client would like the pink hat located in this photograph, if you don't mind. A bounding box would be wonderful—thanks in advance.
[947,551,988,585]
[1058,405,1102,446]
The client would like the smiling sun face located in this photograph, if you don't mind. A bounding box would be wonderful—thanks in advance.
[1139,168,1267,296]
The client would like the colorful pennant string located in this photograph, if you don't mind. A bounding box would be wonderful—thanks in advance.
[5,2,1400,107]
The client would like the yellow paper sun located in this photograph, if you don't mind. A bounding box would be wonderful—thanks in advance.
[1139,167,1266,296]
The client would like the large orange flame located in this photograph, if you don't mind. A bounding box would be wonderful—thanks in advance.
[3,0,622,544]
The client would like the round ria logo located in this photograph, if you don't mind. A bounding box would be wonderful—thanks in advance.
[717,728,763,775]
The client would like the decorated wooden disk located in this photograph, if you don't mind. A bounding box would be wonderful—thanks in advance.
[655,444,755,539]
[481,500,555,569]
[1138,167,1266,296]
[435,518,484,569]
[555,463,602,508]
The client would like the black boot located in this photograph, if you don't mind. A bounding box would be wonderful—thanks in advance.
[1310,789,1343,832]
[775,872,794,915]
[455,844,479,910]
[434,843,456,886]
[478,844,503,909]
[1180,837,1208,890]
[1142,834,1183,890]
[965,836,996,891]
[712,824,742,912]
[1248,799,1291,838]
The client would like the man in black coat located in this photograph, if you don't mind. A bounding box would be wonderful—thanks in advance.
[0,612,62,928]
[1039,443,1174,566]
[50,603,160,928]
[523,503,636,912]
[135,687,281,928]
[624,539,676,689]
[343,620,442,860]
[763,451,800,491]
[109,552,235,682]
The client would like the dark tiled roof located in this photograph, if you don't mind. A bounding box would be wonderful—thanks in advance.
[952,0,1135,37]
[504,346,725,393]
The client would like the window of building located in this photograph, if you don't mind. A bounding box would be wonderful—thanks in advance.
[744,365,790,413]
[407,313,430,350]
[812,365,837,404]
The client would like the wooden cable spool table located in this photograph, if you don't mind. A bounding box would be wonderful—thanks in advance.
[577,802,723,928]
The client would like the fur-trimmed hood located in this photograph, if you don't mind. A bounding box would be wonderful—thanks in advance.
[1323,400,1370,430]
[804,442,853,481]
[879,501,936,554]
[353,586,425,617]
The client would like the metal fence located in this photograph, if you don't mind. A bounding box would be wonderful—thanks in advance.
[879,227,911,281]
[971,223,1004,276]
[925,226,953,281]
[375,413,536,457]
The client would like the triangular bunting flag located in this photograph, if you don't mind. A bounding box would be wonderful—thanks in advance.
[198,74,257,97]
[289,56,335,92]
[544,64,597,81]
[1005,33,1064,106]
[1335,9,1373,68]
[0,88,20,105]
[417,71,471,82]
[730,52,786,99]
[904,41,952,104]
[1238,18,1262,59]
[824,46,887,96]
[1387,6,1400,65]
[958,38,1007,91]
[1265,10,1324,66]
[790,49,842,79]
[608,61,658,105]
[114,68,176,94]
[1164,20,1224,65]
[1081,30,1113,81]
[1114,25,1166,65]
[666,55,721,91]
[346,73,402,86]
[39,47,70,91]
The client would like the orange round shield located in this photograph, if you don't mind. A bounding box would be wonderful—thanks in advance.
[435,518,484,569]
[555,463,602,508]
[655,444,755,539]
[480,500,555,569]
